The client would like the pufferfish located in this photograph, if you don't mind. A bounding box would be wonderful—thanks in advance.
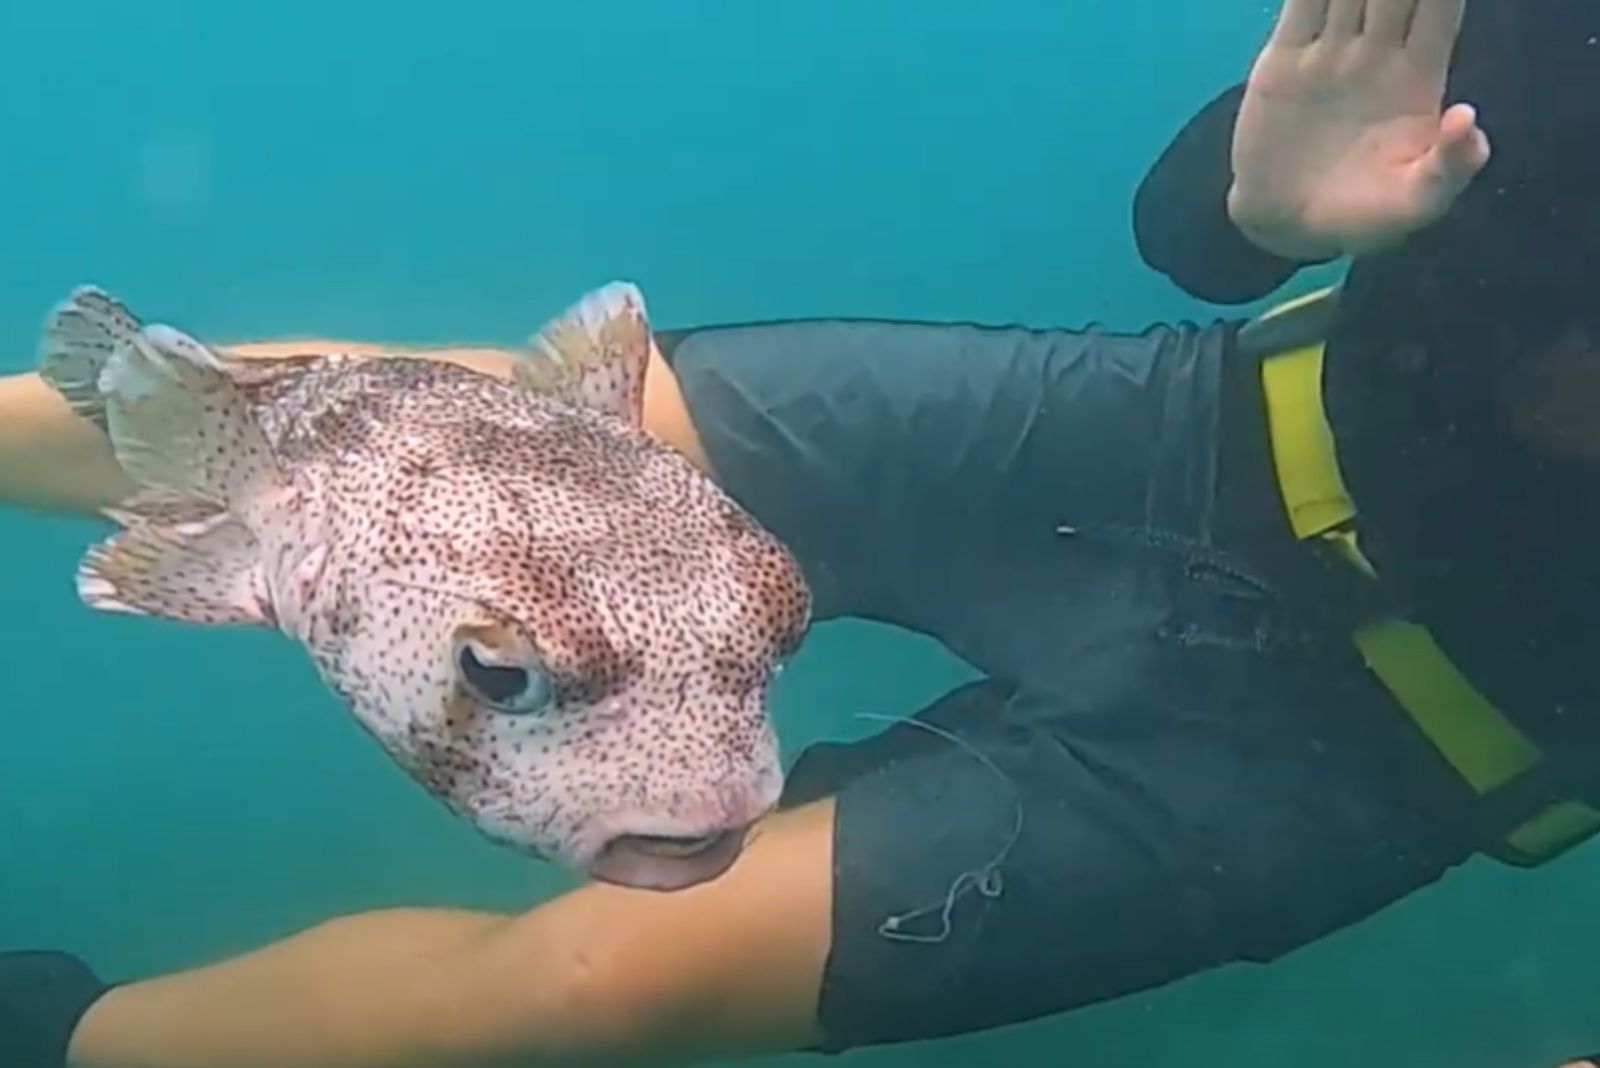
[37,281,812,891]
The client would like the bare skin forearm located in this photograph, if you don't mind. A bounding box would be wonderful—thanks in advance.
[70,909,518,1068]
[68,902,657,1068]
[0,335,706,519]
[67,801,835,1068]
[0,373,135,516]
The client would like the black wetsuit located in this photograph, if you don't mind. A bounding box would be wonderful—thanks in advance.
[658,0,1600,1052]
[4,4,1598,1066]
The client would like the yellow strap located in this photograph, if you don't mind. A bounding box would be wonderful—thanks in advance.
[1506,802,1600,859]
[1255,289,1600,864]
[1351,620,1540,791]
[1259,342,1360,541]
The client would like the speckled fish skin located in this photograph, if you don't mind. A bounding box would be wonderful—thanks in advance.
[37,283,812,889]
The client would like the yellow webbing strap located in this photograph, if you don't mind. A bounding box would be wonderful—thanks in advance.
[1254,287,1600,865]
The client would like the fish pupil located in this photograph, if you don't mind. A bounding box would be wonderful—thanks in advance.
[458,645,532,706]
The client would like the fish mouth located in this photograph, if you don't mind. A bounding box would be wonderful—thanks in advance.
[587,826,752,891]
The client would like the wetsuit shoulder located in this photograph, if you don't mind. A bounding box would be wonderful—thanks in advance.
[1131,83,1317,305]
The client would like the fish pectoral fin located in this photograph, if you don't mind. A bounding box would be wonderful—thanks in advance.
[81,493,274,627]
[515,281,653,427]
[98,319,287,517]
[38,286,146,431]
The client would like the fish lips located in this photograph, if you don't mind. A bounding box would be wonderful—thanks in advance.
[586,826,753,891]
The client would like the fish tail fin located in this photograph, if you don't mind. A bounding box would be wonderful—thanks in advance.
[38,285,145,430]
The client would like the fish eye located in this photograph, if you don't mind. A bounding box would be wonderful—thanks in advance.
[456,641,552,714]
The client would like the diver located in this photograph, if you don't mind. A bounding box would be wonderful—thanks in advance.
[3,0,1598,1065]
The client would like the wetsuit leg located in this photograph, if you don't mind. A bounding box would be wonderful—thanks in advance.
[781,569,1479,1051]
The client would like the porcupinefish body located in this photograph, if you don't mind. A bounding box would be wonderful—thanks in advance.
[38,282,812,891]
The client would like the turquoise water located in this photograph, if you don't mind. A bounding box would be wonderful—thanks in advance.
[4,3,1600,1067]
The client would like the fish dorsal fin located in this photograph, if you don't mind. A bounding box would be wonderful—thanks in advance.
[514,281,652,427]
[39,285,146,430]
[98,319,286,518]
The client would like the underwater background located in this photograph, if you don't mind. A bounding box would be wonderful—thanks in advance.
[3,2,1598,1066]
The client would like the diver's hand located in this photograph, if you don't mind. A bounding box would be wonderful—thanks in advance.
[1228,0,1491,261]
[0,951,113,1068]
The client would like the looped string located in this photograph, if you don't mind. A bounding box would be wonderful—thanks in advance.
[851,712,1025,945]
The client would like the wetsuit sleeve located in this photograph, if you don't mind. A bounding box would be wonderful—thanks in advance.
[1131,83,1320,305]
[660,317,1231,647]
[664,320,1062,629]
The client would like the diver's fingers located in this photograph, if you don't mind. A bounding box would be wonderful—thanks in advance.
[1406,103,1490,224]
[1269,0,1331,47]
[1364,0,1421,47]
[1435,102,1491,181]
[1323,0,1368,42]
[1405,0,1466,72]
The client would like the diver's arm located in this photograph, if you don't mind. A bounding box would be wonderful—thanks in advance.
[0,339,707,518]
[0,342,506,518]
[224,339,522,379]
[225,341,707,470]
[60,800,832,1068]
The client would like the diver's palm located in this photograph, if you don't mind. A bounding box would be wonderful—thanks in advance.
[1229,0,1490,260]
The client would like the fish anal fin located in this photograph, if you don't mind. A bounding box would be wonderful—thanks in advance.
[80,496,274,627]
